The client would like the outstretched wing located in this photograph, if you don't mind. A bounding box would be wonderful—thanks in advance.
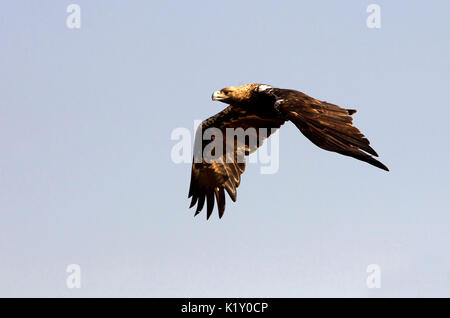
[188,105,285,219]
[266,88,389,171]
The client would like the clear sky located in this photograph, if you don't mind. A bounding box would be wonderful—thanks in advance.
[0,1,449,297]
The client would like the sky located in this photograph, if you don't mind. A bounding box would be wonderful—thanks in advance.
[0,1,449,297]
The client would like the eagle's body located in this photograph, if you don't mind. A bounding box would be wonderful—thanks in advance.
[188,84,388,219]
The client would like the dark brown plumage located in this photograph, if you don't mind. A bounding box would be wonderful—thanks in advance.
[188,84,388,219]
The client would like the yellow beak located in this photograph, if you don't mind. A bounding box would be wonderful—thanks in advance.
[212,90,228,101]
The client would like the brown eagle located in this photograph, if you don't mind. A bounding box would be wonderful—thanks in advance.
[188,84,388,219]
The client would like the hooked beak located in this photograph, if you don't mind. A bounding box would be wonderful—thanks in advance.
[212,90,228,101]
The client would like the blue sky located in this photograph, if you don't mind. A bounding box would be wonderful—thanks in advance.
[0,1,449,297]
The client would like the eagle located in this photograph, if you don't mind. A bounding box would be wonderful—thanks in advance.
[188,84,388,219]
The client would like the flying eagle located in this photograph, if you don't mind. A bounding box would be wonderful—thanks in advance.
[188,84,388,219]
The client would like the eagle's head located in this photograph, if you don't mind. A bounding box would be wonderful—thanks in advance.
[212,84,272,104]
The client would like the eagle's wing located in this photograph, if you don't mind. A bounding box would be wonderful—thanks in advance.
[267,88,389,171]
[188,106,285,219]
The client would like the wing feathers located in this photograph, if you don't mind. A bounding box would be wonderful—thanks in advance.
[189,195,198,208]
[292,113,388,171]
[215,188,226,218]
[271,89,388,171]
[206,192,215,219]
[224,180,237,202]
[196,195,205,214]
[188,105,284,219]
